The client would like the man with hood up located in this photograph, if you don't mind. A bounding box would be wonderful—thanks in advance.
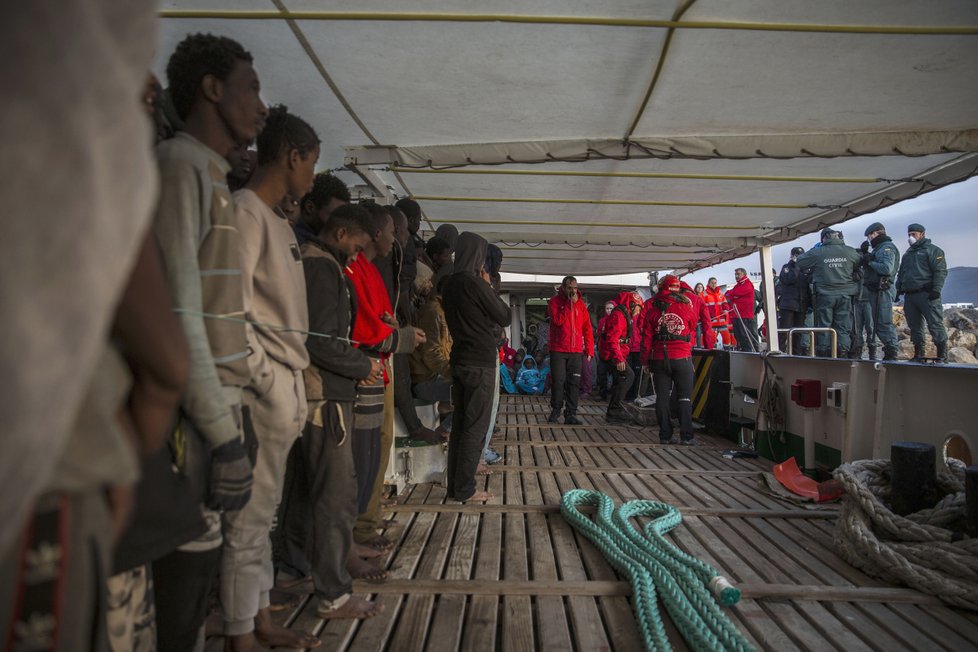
[442,233,512,502]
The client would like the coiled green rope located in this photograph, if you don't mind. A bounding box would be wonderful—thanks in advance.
[560,490,755,652]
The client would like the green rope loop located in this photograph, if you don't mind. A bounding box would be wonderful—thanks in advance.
[561,490,755,652]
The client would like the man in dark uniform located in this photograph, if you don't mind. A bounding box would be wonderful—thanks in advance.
[859,222,901,361]
[896,223,948,362]
[796,228,862,357]
[777,246,811,353]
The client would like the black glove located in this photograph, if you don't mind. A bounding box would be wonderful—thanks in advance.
[858,241,870,254]
[928,290,941,301]
[861,253,873,266]
[208,438,254,511]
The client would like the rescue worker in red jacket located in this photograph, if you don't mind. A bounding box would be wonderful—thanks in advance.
[547,276,594,424]
[599,291,639,424]
[640,275,700,445]
[680,280,716,350]
[703,277,734,347]
[725,268,760,352]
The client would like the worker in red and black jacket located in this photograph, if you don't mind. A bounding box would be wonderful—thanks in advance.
[599,291,638,424]
[680,280,716,350]
[547,276,594,425]
[641,275,699,445]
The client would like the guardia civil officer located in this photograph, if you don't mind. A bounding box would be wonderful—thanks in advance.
[858,222,901,360]
[796,228,862,357]
[777,246,811,353]
[896,223,948,362]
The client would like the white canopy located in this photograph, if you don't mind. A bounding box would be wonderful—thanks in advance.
[158,1,978,274]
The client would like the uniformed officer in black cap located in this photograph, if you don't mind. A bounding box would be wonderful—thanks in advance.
[797,228,862,357]
[777,246,811,352]
[896,223,948,362]
[858,222,901,360]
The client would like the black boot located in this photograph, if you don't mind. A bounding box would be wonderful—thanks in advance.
[936,342,948,363]
[911,343,925,363]
[847,349,862,360]
[547,409,561,423]
[882,346,899,361]
[867,346,877,361]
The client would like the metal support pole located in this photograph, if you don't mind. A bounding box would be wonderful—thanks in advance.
[759,245,779,352]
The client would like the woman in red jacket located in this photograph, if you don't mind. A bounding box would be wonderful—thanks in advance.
[640,275,699,445]
[599,291,638,424]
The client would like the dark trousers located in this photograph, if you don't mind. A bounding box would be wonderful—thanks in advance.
[273,440,312,579]
[351,426,380,515]
[652,358,695,442]
[867,290,899,354]
[448,364,495,501]
[778,309,808,353]
[413,376,453,431]
[606,362,634,417]
[595,357,612,398]
[393,353,422,434]
[304,403,356,601]
[904,291,948,347]
[549,351,583,416]
[813,294,854,356]
[626,351,642,399]
[153,546,220,652]
[852,299,876,353]
[731,318,760,352]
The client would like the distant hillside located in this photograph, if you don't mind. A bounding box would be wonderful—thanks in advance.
[942,267,978,305]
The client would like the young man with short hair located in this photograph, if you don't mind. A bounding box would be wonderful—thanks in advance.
[293,172,351,245]
[223,105,322,650]
[298,203,386,619]
[150,33,267,650]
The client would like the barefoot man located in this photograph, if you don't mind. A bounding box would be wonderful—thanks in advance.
[441,233,512,503]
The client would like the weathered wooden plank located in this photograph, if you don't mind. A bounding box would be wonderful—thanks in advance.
[493,436,730,451]
[857,603,963,651]
[490,464,759,476]
[548,510,618,651]
[423,513,479,652]
[501,448,535,652]
[388,510,459,652]
[522,467,573,651]
[460,493,502,650]
[346,480,445,652]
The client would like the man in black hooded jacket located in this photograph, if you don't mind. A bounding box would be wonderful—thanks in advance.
[442,232,511,502]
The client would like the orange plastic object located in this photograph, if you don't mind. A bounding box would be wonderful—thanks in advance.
[772,457,844,503]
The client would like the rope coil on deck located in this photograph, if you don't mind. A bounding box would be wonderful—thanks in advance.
[833,460,978,610]
[560,490,755,652]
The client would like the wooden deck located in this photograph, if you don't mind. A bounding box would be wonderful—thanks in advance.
[266,395,978,651]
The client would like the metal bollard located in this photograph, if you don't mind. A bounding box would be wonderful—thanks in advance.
[890,442,937,516]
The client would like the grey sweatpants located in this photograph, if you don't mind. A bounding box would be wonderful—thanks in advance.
[220,360,306,636]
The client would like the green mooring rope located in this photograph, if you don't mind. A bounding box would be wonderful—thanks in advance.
[560,490,756,652]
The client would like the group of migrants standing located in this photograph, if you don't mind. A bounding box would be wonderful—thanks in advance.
[2,28,510,652]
